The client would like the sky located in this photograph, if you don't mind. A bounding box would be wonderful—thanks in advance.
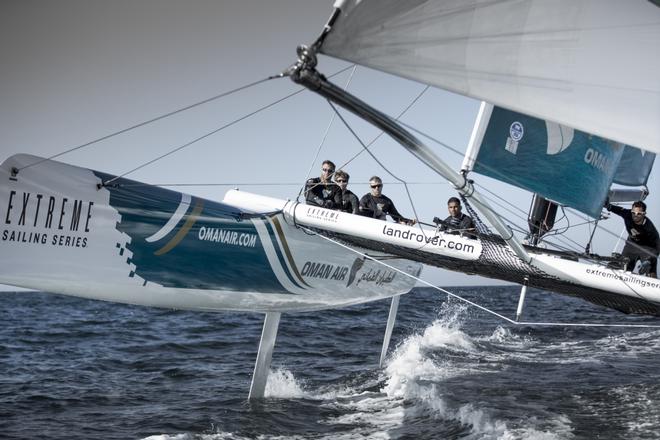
[1,0,658,290]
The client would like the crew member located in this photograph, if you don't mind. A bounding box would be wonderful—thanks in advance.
[333,170,359,214]
[606,200,659,278]
[305,160,339,208]
[434,197,476,238]
[359,176,415,225]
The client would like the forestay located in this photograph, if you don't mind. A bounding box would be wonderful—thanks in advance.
[321,0,660,153]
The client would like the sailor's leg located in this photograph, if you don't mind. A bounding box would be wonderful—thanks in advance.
[621,243,639,272]
[379,295,401,368]
[249,311,281,400]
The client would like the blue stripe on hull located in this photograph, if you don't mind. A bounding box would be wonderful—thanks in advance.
[93,171,289,293]
[263,220,305,290]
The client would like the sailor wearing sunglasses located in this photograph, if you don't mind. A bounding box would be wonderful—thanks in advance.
[359,176,415,226]
[606,200,659,278]
[333,170,359,214]
[305,160,340,209]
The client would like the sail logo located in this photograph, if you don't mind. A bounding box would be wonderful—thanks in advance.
[505,121,524,154]
[584,148,615,172]
[510,122,524,141]
[2,190,93,248]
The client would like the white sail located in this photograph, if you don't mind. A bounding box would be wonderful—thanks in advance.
[320,0,660,153]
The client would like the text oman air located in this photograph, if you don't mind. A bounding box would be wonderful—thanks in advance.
[198,226,257,248]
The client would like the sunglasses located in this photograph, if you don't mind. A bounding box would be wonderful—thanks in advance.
[336,179,347,183]
[371,184,383,188]
[322,168,335,172]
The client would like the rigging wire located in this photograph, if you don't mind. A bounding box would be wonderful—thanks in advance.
[19,64,356,179]
[327,101,425,229]
[315,85,430,234]
[300,84,433,243]
[297,65,358,202]
[298,73,429,205]
[102,66,356,186]
[17,76,277,172]
[336,85,431,172]
[103,87,306,186]
[116,181,449,188]
[304,226,660,329]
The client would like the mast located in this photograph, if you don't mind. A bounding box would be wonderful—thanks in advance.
[461,101,493,173]
[285,45,531,263]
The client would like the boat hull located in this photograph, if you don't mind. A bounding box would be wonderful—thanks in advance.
[0,154,421,312]
[273,193,660,315]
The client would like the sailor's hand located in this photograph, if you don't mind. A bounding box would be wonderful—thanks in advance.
[433,216,442,225]
[323,200,334,209]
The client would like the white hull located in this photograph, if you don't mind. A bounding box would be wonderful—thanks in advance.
[0,154,421,312]
[226,190,660,313]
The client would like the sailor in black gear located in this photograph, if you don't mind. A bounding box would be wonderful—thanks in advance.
[359,176,415,225]
[305,159,339,209]
[606,200,659,277]
[434,197,476,238]
[332,170,359,214]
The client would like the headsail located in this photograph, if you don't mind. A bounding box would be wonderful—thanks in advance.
[462,104,624,218]
[320,0,660,153]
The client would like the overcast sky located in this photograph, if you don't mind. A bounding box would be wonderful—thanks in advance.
[1,0,657,290]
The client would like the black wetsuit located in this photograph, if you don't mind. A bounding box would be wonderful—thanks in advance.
[359,193,411,223]
[305,178,339,208]
[609,204,660,275]
[440,213,476,238]
[334,189,360,214]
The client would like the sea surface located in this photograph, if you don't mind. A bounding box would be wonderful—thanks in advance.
[2,285,660,440]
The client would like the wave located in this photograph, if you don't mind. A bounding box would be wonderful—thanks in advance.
[377,301,573,439]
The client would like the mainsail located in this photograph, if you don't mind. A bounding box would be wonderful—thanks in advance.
[321,0,660,154]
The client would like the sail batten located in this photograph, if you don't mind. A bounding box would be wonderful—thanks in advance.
[322,0,660,153]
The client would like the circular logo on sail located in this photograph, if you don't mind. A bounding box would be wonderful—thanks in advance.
[509,121,524,141]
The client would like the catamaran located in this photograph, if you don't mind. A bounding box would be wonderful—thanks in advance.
[2,0,660,398]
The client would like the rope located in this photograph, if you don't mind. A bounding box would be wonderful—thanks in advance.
[18,76,278,172]
[336,85,430,172]
[300,82,430,229]
[114,181,449,188]
[298,65,358,202]
[302,226,660,329]
[327,101,425,233]
[20,64,356,181]
[103,66,357,186]
[103,86,306,186]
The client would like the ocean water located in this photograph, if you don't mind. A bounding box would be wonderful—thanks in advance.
[2,286,660,440]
